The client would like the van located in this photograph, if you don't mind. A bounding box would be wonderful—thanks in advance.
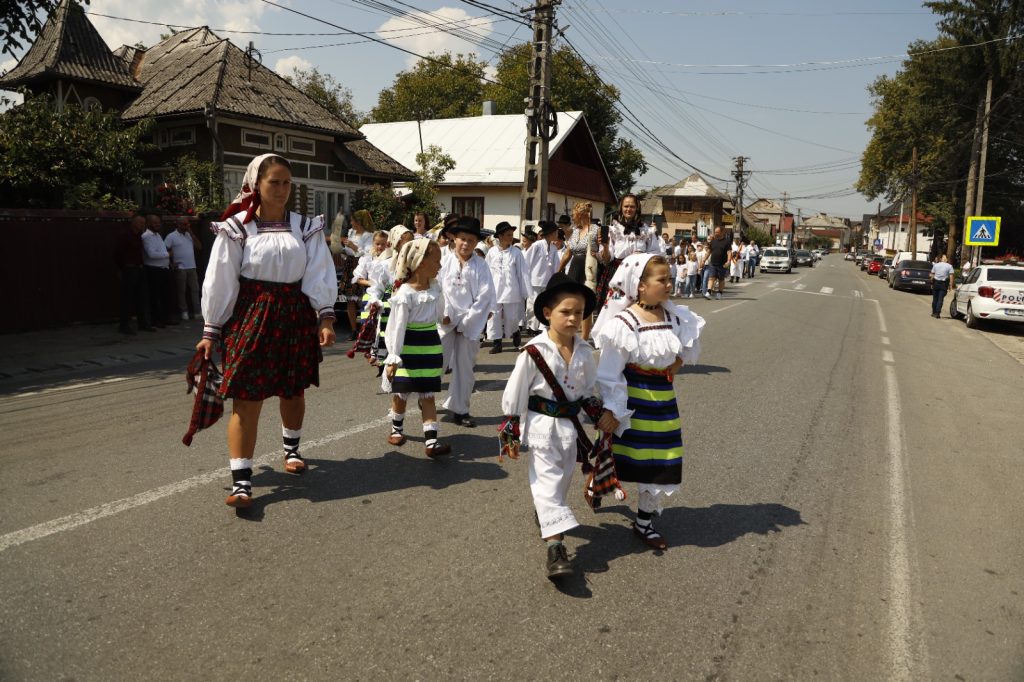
[891,251,930,269]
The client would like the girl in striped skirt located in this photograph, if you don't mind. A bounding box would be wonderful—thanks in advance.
[593,253,705,549]
[382,239,451,457]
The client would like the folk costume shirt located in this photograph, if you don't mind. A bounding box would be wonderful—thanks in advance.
[439,254,496,341]
[486,244,531,305]
[607,220,661,261]
[501,333,599,449]
[201,211,338,338]
[525,239,557,288]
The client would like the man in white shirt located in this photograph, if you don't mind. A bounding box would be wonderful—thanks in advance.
[523,221,559,332]
[164,220,203,320]
[141,212,173,326]
[485,221,531,353]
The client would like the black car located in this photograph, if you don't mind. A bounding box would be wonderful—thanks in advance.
[794,250,814,267]
[889,260,933,292]
[878,258,893,279]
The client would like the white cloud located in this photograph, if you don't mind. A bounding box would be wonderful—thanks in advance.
[274,55,313,80]
[85,0,269,50]
[376,7,494,67]
[1,57,16,75]
[1,59,23,109]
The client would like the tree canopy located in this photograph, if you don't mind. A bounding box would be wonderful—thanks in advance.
[286,66,365,127]
[370,53,488,123]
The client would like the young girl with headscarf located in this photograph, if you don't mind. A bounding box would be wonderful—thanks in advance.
[197,153,337,509]
[592,253,705,548]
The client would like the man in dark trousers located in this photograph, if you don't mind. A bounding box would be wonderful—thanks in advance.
[705,225,731,300]
[115,214,153,334]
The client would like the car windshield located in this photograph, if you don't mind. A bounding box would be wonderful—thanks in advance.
[884,259,892,265]
[764,249,788,257]
[797,251,811,257]
[986,268,1024,283]
[903,261,930,269]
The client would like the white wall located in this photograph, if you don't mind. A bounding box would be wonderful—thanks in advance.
[876,222,934,254]
[438,185,607,232]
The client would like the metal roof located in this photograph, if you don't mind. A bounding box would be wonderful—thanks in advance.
[0,0,139,91]
[360,111,593,185]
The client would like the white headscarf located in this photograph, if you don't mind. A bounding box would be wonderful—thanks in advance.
[378,224,412,262]
[592,253,656,338]
[392,238,433,283]
[220,153,284,223]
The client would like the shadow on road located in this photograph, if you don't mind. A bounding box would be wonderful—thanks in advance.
[679,364,731,375]
[233,449,508,521]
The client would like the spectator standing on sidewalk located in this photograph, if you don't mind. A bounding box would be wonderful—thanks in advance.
[165,220,203,320]
[705,226,731,299]
[115,214,153,335]
[929,254,955,319]
[141,212,173,327]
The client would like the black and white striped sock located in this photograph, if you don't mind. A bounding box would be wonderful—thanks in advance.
[423,421,438,448]
[283,427,301,462]
[229,458,253,496]
[390,411,405,436]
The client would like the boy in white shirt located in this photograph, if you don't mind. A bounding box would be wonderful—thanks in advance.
[485,221,531,353]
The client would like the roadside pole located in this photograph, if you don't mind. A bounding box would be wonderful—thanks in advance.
[520,0,558,227]
[974,78,993,266]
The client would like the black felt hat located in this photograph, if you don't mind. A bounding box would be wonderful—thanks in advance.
[557,214,572,225]
[450,216,482,239]
[533,272,598,326]
[494,221,516,236]
[536,220,558,237]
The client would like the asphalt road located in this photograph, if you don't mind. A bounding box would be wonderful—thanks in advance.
[1,256,1022,681]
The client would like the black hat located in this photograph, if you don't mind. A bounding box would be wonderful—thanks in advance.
[450,216,482,239]
[494,221,516,236]
[533,273,597,326]
[557,214,571,225]
[536,220,558,237]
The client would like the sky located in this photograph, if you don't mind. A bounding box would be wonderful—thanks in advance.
[2,0,947,221]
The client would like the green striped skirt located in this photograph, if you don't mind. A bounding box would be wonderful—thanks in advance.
[612,364,683,485]
[391,322,443,394]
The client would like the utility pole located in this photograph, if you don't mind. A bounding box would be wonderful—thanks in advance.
[520,0,558,226]
[779,191,788,244]
[959,98,984,265]
[974,77,993,266]
[909,146,918,256]
[732,156,749,238]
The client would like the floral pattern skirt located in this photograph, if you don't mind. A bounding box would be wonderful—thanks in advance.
[220,277,321,401]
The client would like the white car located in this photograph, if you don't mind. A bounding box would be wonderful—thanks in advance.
[760,247,792,274]
[949,264,1024,328]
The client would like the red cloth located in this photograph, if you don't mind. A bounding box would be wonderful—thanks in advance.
[182,350,224,446]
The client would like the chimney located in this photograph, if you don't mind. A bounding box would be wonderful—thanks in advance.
[129,47,147,80]
[482,100,496,116]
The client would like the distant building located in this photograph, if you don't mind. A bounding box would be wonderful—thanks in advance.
[640,173,731,241]
[865,202,934,255]
[746,198,794,239]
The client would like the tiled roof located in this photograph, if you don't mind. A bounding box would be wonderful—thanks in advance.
[120,27,360,139]
[0,0,138,90]
[336,139,415,182]
[654,173,730,199]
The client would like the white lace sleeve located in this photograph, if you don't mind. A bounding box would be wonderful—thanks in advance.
[300,216,338,321]
[200,229,243,339]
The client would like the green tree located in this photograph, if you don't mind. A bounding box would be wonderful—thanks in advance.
[0,92,152,208]
[371,53,486,123]
[484,43,647,196]
[408,144,456,222]
[352,184,405,230]
[166,153,225,213]
[742,226,773,247]
[286,66,364,126]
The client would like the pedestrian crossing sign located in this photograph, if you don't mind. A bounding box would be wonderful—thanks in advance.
[965,216,1000,246]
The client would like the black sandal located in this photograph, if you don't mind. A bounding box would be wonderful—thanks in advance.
[632,521,667,550]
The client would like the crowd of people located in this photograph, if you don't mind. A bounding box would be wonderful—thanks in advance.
[190,153,714,580]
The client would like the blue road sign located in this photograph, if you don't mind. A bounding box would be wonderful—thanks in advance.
[965,216,1000,247]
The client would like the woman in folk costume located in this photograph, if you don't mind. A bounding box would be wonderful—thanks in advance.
[595,193,662,307]
[381,239,451,457]
[485,221,531,353]
[592,253,705,548]
[438,216,496,427]
[197,153,337,509]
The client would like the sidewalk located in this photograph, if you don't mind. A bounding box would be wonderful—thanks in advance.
[0,319,205,383]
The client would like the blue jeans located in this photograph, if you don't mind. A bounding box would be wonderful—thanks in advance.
[701,267,713,295]
[931,282,948,315]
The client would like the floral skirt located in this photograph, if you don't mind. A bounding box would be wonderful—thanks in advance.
[336,255,364,301]
[220,278,321,401]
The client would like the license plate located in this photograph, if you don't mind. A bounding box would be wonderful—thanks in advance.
[912,280,926,284]
[1007,309,1024,317]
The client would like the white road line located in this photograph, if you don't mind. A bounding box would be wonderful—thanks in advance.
[794,283,806,291]
[882,350,895,363]
[767,281,780,288]
[15,377,128,398]
[884,362,924,680]
[711,301,747,314]
[820,287,834,295]
[870,299,888,333]
[0,416,392,553]
[853,290,864,298]
[881,336,890,345]
[734,282,751,288]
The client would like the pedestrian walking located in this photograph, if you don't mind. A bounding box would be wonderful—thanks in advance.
[524,221,559,332]
[929,254,955,318]
[684,249,699,298]
[592,253,705,549]
[382,239,451,457]
[558,201,600,338]
[196,153,337,509]
[336,209,374,339]
[705,226,731,299]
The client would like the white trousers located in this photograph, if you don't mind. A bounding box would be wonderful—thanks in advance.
[440,331,479,415]
[528,441,580,538]
[525,285,544,331]
[486,301,525,340]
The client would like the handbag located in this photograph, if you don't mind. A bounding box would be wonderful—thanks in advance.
[182,350,224,446]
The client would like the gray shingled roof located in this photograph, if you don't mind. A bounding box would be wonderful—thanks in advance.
[0,0,139,90]
[120,27,360,139]
[337,139,416,182]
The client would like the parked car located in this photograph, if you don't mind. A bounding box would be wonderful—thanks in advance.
[949,265,1024,328]
[855,250,871,265]
[889,260,932,292]
[860,253,875,270]
[795,250,814,267]
[878,258,893,279]
[867,255,885,275]
[844,252,855,261]
[760,247,793,274]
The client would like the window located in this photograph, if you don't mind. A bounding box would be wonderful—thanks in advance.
[681,199,693,212]
[453,197,484,221]
[309,164,328,180]
[289,136,315,156]
[275,133,286,152]
[167,127,195,146]
[242,129,272,149]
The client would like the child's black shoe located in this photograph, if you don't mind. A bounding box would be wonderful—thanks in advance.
[546,542,573,580]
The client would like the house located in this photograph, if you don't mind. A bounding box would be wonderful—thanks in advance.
[746,198,794,239]
[0,0,414,220]
[640,173,730,241]
[799,213,853,250]
[360,109,616,231]
[866,202,934,255]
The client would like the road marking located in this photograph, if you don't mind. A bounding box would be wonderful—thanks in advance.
[767,281,780,288]
[794,283,806,291]
[820,287,834,295]
[869,299,888,333]
[0,415,392,554]
[734,282,751,288]
[881,336,890,345]
[883,362,924,680]
[882,350,895,363]
[853,290,863,298]
[711,301,747,314]
[15,377,128,398]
